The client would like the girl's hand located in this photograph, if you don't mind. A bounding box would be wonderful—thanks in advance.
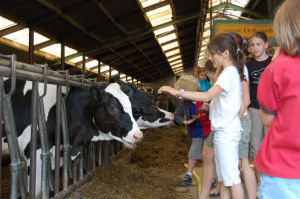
[158,86,179,96]
[201,102,210,111]
[183,119,195,125]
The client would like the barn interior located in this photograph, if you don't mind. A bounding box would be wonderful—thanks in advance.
[0,0,284,86]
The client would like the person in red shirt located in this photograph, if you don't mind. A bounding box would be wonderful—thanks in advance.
[254,0,300,198]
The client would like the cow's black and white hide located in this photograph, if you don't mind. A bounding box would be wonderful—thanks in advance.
[108,77,174,129]
[1,79,143,198]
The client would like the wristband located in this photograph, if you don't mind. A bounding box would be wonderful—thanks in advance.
[178,89,184,99]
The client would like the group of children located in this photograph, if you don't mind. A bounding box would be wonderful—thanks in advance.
[159,0,300,198]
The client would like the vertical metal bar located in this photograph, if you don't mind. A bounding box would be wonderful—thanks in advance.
[97,61,100,82]
[82,54,86,76]
[97,141,102,166]
[61,44,65,71]
[79,154,84,179]
[109,66,111,79]
[104,141,110,165]
[92,143,96,170]
[37,98,51,199]
[72,158,78,183]
[54,86,62,194]
[61,98,70,189]
[3,97,27,199]
[28,28,34,64]
[29,82,38,199]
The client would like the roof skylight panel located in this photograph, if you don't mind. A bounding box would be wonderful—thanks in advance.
[165,49,180,57]
[167,55,181,62]
[157,33,177,44]
[85,60,98,69]
[100,65,110,72]
[170,59,182,65]
[161,41,178,51]
[150,13,172,26]
[0,17,17,31]
[146,5,171,17]
[69,56,84,63]
[141,0,166,8]
[153,25,174,35]
[3,28,29,46]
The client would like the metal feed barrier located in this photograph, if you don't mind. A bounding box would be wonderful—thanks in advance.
[0,54,122,199]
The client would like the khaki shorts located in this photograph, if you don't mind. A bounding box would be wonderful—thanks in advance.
[239,114,251,159]
[205,114,251,159]
[188,138,205,160]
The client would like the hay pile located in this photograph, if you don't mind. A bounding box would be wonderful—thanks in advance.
[67,126,196,199]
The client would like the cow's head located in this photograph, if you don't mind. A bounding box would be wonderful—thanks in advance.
[93,84,143,149]
[136,108,174,129]
[109,77,174,129]
[109,77,157,119]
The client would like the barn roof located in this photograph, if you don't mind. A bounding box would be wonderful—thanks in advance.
[0,0,279,83]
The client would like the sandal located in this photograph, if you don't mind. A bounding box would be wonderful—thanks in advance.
[209,192,220,197]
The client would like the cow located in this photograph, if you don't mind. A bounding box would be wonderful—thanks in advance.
[1,79,143,198]
[108,77,174,129]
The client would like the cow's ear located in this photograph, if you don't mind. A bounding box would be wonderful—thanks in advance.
[120,83,131,94]
[109,76,120,83]
[90,87,100,101]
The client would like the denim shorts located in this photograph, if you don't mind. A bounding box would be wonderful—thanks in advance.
[259,173,300,199]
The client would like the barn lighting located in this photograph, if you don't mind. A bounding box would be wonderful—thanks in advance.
[161,41,178,51]
[146,5,171,17]
[165,49,180,57]
[157,33,176,44]
[141,0,166,8]
[153,25,174,36]
[197,0,250,65]
[85,60,98,69]
[100,65,110,72]
[69,56,84,63]
[169,59,182,66]
[0,16,17,30]
[167,55,181,62]
[139,0,184,73]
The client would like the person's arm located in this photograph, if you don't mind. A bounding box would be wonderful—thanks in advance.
[259,108,275,127]
[239,79,250,118]
[158,84,223,102]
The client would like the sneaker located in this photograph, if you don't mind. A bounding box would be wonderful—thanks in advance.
[180,174,192,187]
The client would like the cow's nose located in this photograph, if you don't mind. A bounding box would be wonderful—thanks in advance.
[133,131,143,141]
[169,113,174,120]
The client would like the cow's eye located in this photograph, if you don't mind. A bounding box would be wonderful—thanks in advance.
[121,84,130,94]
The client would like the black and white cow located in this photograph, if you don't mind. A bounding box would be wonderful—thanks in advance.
[2,79,143,197]
[108,77,174,129]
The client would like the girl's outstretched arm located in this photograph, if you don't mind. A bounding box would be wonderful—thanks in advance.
[158,85,223,102]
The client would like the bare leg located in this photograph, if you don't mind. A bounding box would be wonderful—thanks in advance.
[220,183,231,199]
[199,142,215,199]
[187,158,197,173]
[231,183,244,199]
[241,158,256,199]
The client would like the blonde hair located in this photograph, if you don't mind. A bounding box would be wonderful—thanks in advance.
[274,0,300,56]
[174,75,199,92]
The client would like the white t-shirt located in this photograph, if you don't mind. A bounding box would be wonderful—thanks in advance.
[209,66,242,130]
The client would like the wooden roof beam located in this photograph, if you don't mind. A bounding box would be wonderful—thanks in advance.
[36,0,152,80]
[0,24,25,37]
[92,0,163,77]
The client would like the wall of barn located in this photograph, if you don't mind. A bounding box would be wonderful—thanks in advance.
[150,69,193,88]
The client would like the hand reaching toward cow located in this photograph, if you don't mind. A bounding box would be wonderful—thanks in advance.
[158,86,179,97]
